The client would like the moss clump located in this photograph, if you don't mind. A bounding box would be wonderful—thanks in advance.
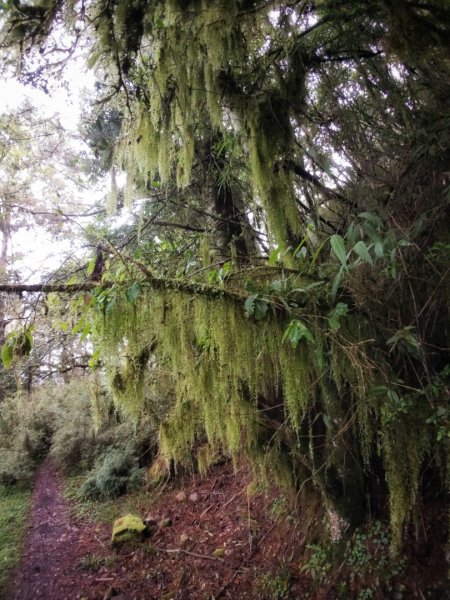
[111,513,147,546]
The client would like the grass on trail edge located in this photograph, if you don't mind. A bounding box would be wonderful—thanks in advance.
[0,485,32,598]
[63,475,154,525]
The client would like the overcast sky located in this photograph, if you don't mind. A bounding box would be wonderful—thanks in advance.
[1,61,99,282]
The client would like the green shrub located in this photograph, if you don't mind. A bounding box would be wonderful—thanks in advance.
[0,377,156,489]
[0,449,33,487]
[0,391,56,486]
[81,446,146,499]
[22,411,55,461]
[49,379,156,475]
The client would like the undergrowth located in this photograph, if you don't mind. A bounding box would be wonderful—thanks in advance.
[0,485,32,598]
[301,521,408,598]
[64,474,152,524]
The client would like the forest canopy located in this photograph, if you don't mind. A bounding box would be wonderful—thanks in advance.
[0,0,449,555]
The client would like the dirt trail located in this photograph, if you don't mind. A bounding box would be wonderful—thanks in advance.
[7,459,309,599]
[8,458,97,600]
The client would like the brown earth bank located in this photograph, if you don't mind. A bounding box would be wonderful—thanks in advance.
[6,458,448,599]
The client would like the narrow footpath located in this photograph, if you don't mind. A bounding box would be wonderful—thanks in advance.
[8,459,100,600]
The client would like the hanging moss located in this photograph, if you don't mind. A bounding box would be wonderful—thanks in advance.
[89,277,442,549]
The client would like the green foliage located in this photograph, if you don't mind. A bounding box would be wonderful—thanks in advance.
[386,326,420,357]
[0,389,57,485]
[330,235,348,267]
[64,473,151,525]
[48,379,157,485]
[328,303,349,332]
[49,380,119,473]
[81,446,145,500]
[426,406,450,442]
[282,319,314,348]
[0,485,32,598]
[244,294,270,320]
[1,327,33,369]
[343,522,406,592]
[301,522,406,596]
[301,543,332,583]
[0,449,34,487]
[259,565,292,600]
[76,553,116,572]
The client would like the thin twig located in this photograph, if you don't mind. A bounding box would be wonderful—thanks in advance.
[214,490,245,516]
[154,546,222,562]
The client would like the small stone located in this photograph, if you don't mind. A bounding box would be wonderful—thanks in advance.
[176,491,187,502]
[179,533,189,546]
[143,514,158,528]
[212,547,225,558]
[189,492,199,503]
[158,517,172,528]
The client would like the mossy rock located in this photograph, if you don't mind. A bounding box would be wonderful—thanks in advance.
[111,514,147,546]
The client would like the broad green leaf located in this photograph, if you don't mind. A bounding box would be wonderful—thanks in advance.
[330,235,347,266]
[374,241,384,258]
[88,350,101,369]
[21,330,32,355]
[1,342,13,369]
[352,241,373,265]
[86,258,96,277]
[270,279,283,293]
[359,211,383,228]
[245,295,269,320]
[221,261,231,277]
[331,265,346,303]
[72,318,85,335]
[253,298,269,320]
[282,319,314,348]
[293,238,308,259]
[345,222,357,246]
[244,294,257,317]
[126,282,141,304]
[362,222,381,244]
[268,244,284,265]
[80,322,91,342]
[208,269,218,284]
